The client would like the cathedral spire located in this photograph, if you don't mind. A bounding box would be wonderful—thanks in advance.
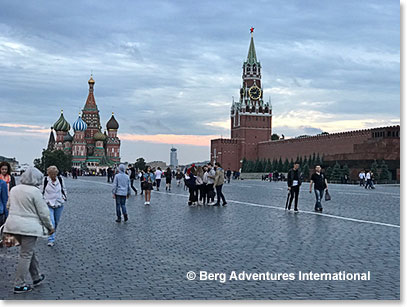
[247,27,257,64]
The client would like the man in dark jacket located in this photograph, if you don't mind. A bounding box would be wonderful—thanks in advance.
[128,164,138,195]
[287,161,302,212]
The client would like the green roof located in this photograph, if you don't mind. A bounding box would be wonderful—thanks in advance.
[246,35,257,64]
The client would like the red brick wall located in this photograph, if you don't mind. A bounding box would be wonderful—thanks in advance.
[211,139,242,171]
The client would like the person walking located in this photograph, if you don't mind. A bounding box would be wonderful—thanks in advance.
[309,165,328,212]
[365,170,372,189]
[142,166,155,205]
[107,167,113,183]
[165,167,172,191]
[214,162,227,206]
[3,167,54,294]
[42,166,67,247]
[128,164,138,195]
[175,169,184,187]
[112,164,131,222]
[155,167,162,191]
[287,161,302,212]
[0,178,8,227]
[0,161,16,192]
[138,170,145,195]
[226,168,232,184]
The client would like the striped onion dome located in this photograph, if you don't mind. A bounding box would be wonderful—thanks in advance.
[73,114,87,132]
[63,132,73,142]
[53,110,71,132]
[94,131,106,141]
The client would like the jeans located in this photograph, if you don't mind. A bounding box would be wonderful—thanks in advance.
[115,195,127,217]
[48,206,64,243]
[288,185,299,210]
[215,184,226,204]
[14,235,40,287]
[156,179,161,189]
[314,189,324,210]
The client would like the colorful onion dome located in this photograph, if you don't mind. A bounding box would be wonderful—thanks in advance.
[63,132,73,142]
[94,131,107,141]
[106,112,119,130]
[53,110,71,132]
[73,114,87,132]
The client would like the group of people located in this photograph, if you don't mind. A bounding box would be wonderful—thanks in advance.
[184,162,227,206]
[358,170,375,189]
[262,171,286,182]
[1,163,67,294]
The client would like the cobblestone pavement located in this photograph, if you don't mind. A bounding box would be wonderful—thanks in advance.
[0,177,400,300]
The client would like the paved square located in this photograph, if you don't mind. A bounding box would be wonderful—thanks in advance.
[0,178,400,300]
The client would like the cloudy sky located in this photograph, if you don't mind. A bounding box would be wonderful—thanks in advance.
[0,0,400,165]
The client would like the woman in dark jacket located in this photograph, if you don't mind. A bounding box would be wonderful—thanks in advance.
[0,161,16,192]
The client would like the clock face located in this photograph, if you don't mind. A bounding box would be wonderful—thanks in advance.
[249,86,261,100]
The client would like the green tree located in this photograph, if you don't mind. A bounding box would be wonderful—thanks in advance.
[271,133,280,141]
[342,164,350,178]
[330,161,342,182]
[277,157,283,172]
[315,153,321,165]
[283,158,289,172]
[379,160,392,182]
[303,156,308,167]
[312,152,316,166]
[289,158,294,170]
[325,167,333,181]
[265,159,272,172]
[241,158,248,172]
[370,160,379,175]
[272,159,278,171]
[34,149,72,174]
[302,164,310,180]
[134,157,146,171]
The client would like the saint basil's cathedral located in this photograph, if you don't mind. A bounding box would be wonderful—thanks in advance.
[47,76,121,171]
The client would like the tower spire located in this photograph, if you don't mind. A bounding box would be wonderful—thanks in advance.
[247,27,257,64]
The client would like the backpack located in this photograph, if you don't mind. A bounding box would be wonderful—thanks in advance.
[43,176,67,198]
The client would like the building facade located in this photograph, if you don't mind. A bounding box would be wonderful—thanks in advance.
[47,76,121,171]
[210,30,400,180]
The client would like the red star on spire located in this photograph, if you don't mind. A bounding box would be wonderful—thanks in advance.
[250,27,254,33]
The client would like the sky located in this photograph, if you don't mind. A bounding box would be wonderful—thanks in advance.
[0,0,400,166]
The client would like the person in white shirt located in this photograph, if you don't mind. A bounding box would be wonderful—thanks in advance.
[155,167,163,191]
[42,166,67,247]
[358,171,365,186]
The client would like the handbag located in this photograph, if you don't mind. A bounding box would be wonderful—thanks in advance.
[325,190,331,201]
[0,225,20,248]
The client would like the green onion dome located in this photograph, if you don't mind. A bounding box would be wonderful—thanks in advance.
[94,131,107,141]
[63,132,73,142]
[53,110,71,132]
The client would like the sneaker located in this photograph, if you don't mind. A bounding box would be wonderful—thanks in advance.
[115,218,121,223]
[47,242,54,247]
[222,202,228,206]
[124,214,128,222]
[294,208,299,213]
[144,202,148,205]
[147,201,150,205]
[33,274,45,287]
[14,285,32,294]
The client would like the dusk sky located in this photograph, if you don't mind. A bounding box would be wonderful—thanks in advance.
[0,0,400,166]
